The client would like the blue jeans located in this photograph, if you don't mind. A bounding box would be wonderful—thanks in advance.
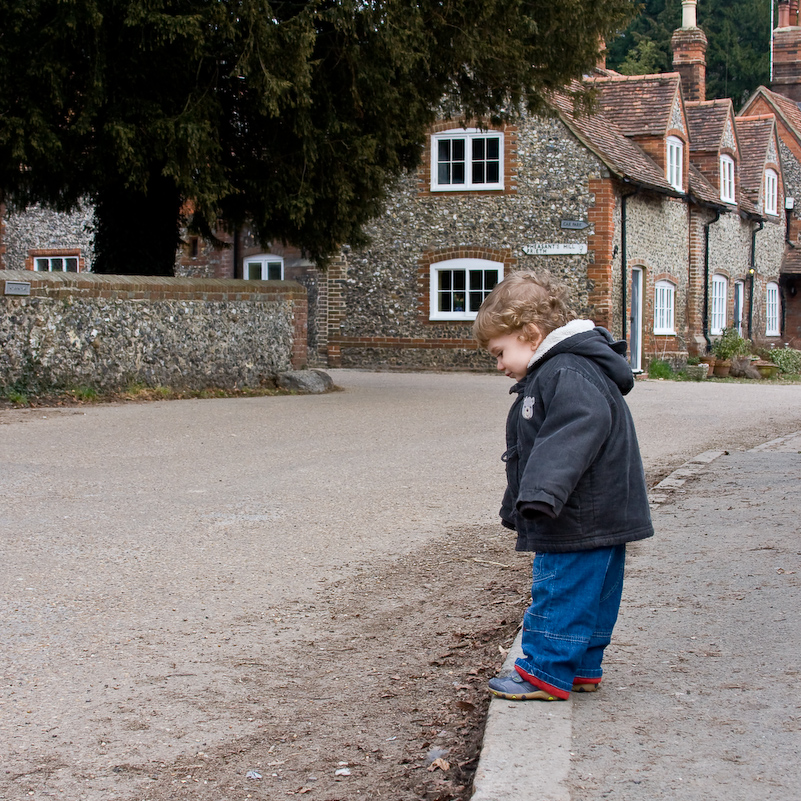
[515,544,626,697]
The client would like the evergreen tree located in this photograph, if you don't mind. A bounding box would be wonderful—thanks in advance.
[608,0,771,106]
[0,0,636,275]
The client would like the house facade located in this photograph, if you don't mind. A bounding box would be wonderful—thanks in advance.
[320,0,790,369]
[2,0,799,370]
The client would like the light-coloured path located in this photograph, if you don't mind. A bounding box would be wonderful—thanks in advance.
[473,432,801,801]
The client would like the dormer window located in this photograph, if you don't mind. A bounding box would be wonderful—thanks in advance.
[720,155,735,203]
[764,168,778,216]
[431,129,504,191]
[667,136,683,192]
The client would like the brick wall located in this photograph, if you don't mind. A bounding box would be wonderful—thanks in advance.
[0,271,307,392]
[587,177,616,330]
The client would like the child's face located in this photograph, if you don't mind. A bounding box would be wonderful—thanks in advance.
[487,331,544,381]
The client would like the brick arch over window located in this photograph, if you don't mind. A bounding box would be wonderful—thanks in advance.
[417,247,516,322]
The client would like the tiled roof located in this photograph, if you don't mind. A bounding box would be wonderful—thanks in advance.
[550,91,676,194]
[550,76,764,213]
[687,163,722,206]
[736,116,776,205]
[588,73,683,137]
[741,87,801,144]
[685,100,735,152]
[782,244,801,273]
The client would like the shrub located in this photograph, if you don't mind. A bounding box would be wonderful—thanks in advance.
[648,359,674,379]
[712,328,752,360]
[767,347,801,375]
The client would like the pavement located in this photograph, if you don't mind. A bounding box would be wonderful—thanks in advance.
[471,431,801,800]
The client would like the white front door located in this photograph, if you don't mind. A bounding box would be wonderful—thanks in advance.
[630,267,643,371]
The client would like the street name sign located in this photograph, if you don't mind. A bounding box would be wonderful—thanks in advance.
[4,281,31,296]
[523,243,588,256]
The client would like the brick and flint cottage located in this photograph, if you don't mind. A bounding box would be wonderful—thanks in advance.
[2,0,801,370]
[321,0,792,369]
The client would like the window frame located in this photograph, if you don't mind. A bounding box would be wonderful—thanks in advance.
[428,258,502,321]
[653,280,676,335]
[766,281,780,336]
[666,136,684,192]
[720,154,735,203]
[733,280,745,336]
[430,129,504,192]
[243,254,284,281]
[764,168,778,216]
[33,254,80,272]
[710,274,728,335]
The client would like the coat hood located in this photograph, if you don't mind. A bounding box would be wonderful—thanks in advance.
[528,320,634,395]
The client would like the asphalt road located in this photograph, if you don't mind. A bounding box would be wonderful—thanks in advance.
[2,369,800,799]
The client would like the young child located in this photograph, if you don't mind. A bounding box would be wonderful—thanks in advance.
[473,271,653,701]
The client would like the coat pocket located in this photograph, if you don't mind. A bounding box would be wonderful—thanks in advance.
[501,444,520,496]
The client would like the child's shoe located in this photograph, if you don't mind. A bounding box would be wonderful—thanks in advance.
[572,678,601,693]
[488,673,564,701]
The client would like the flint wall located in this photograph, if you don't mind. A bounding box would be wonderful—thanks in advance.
[0,271,307,392]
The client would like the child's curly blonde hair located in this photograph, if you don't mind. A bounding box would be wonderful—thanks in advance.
[473,270,575,348]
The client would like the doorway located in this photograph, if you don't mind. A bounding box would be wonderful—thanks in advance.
[630,267,643,371]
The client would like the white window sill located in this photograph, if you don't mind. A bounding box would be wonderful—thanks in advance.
[430,185,504,193]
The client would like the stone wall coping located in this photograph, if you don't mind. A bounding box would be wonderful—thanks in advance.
[0,270,306,302]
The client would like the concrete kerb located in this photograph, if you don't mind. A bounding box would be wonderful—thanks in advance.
[647,449,726,510]
[470,446,734,801]
[471,631,572,801]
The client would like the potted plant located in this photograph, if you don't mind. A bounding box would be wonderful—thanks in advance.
[711,328,751,377]
[697,352,716,376]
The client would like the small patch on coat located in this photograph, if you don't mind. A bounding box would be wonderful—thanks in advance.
[522,396,536,419]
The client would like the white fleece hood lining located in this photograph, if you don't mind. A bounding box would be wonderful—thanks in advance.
[528,319,595,368]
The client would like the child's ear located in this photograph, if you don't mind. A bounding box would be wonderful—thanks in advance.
[522,323,544,348]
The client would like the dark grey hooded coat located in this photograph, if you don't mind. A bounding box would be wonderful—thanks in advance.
[500,322,654,553]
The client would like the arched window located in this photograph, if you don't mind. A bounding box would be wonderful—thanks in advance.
[710,274,728,335]
[429,258,502,320]
[667,136,684,192]
[653,280,676,335]
[719,154,735,203]
[764,169,778,216]
[243,254,284,280]
[766,281,780,336]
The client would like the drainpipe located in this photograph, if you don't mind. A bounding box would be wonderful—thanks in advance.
[233,225,241,279]
[702,209,721,353]
[620,187,639,351]
[748,219,764,340]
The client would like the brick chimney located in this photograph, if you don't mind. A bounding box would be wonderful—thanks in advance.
[671,0,708,102]
[597,36,607,72]
[773,0,801,101]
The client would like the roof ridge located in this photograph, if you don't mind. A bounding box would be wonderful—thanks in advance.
[737,113,776,123]
[589,71,681,85]
[685,99,732,108]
